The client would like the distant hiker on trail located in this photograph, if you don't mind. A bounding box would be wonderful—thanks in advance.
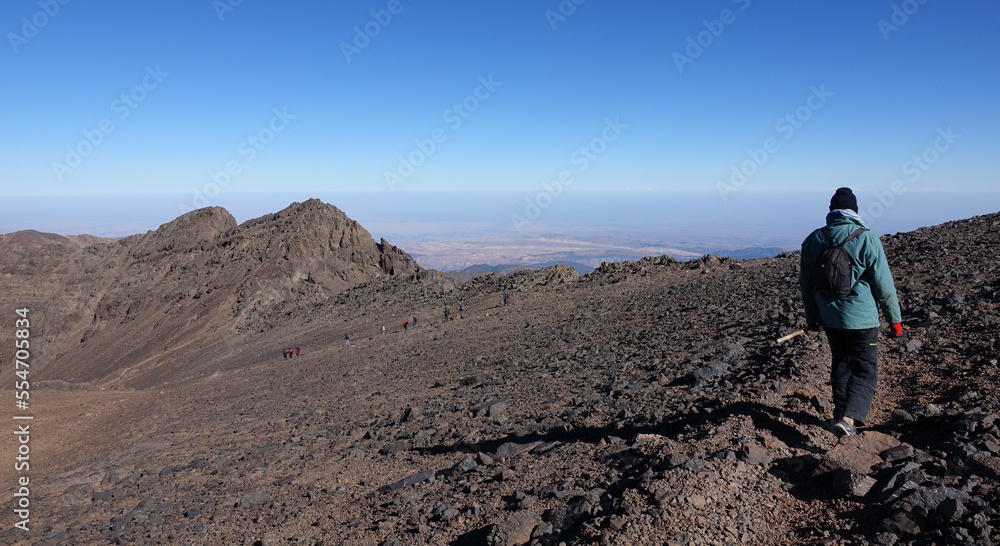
[345,334,351,347]
[283,349,289,360]
[381,324,386,335]
[295,347,300,358]
[403,318,408,331]
[799,187,902,438]
[444,307,450,321]
[412,315,417,328]
[503,292,509,306]
[460,303,465,318]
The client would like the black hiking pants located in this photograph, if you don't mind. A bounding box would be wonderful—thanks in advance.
[825,327,879,426]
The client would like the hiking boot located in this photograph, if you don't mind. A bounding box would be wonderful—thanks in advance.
[831,419,857,437]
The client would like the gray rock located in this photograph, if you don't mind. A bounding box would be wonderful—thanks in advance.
[882,511,921,535]
[970,452,1000,478]
[110,515,129,532]
[534,441,561,455]
[518,495,537,509]
[92,489,116,502]
[431,503,457,521]
[920,404,943,417]
[495,442,536,460]
[890,409,916,425]
[832,469,877,498]
[440,455,479,479]
[682,458,707,471]
[875,462,927,503]
[476,452,494,466]
[904,339,923,353]
[693,361,727,381]
[882,444,914,463]
[379,441,407,454]
[487,510,542,546]
[473,399,511,419]
[531,521,555,540]
[238,490,269,508]
[896,485,966,514]
[383,471,434,491]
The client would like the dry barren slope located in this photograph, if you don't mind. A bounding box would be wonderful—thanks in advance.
[1,208,998,545]
[0,199,424,390]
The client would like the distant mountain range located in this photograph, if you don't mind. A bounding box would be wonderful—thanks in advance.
[0,229,106,267]
[439,247,788,281]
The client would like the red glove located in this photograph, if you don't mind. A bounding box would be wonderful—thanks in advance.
[890,323,902,337]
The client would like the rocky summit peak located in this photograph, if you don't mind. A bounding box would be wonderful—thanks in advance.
[125,206,238,261]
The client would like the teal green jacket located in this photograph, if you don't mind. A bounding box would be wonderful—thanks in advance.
[799,210,902,330]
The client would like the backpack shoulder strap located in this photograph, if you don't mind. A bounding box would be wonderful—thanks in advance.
[841,228,866,246]
[820,227,833,246]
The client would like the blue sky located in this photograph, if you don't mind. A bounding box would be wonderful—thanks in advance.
[1,1,998,237]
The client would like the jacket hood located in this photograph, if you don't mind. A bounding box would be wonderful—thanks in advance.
[826,209,868,229]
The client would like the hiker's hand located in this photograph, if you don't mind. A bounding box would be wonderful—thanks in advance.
[889,323,903,338]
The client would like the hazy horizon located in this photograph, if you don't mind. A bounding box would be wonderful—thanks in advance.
[2,190,997,257]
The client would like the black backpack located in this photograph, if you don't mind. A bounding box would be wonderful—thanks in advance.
[813,227,866,298]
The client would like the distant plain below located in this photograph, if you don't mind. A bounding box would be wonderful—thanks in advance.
[3,190,997,272]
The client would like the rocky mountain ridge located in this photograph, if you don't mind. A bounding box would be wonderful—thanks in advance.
[0,199,424,389]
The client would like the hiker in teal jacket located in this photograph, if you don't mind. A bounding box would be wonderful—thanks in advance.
[800,188,903,437]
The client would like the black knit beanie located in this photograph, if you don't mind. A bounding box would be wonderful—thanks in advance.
[829,187,858,213]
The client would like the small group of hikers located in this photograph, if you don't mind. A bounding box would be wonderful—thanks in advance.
[800,187,903,437]
[282,347,300,360]
[345,315,421,347]
[444,303,466,321]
